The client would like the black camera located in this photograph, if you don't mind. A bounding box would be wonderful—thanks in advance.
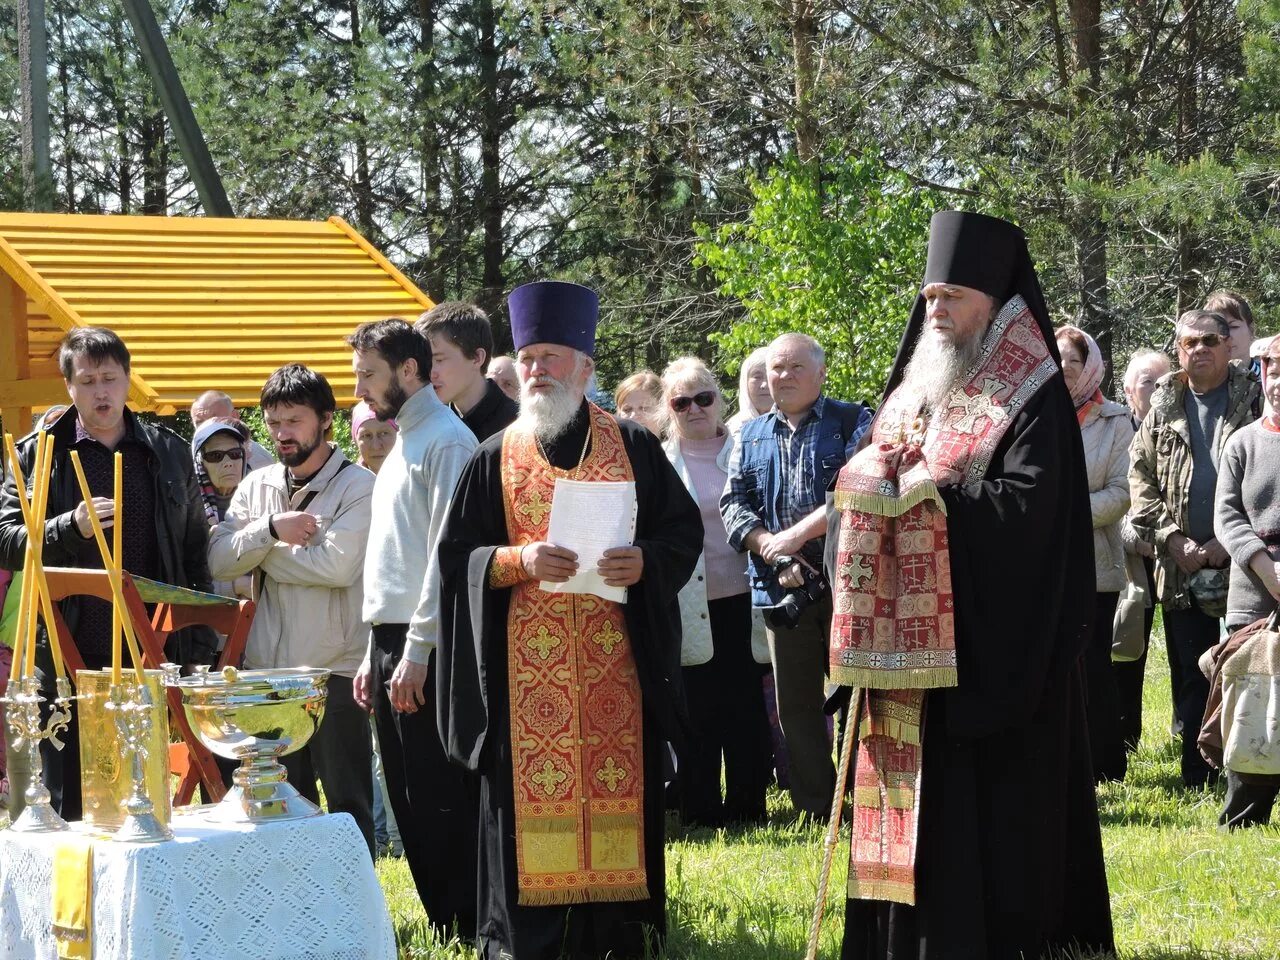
[765,558,828,630]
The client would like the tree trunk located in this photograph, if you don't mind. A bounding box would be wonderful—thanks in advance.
[56,4,74,212]
[1174,0,1201,313]
[477,0,504,317]
[792,0,818,162]
[417,0,443,296]
[1067,0,1113,389]
[349,0,376,238]
[141,108,167,214]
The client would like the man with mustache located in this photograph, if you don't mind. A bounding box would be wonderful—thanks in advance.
[1129,309,1260,789]
[435,281,702,960]
[207,364,376,855]
[347,318,479,939]
[826,212,1113,959]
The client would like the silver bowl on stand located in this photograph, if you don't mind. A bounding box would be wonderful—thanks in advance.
[163,665,329,822]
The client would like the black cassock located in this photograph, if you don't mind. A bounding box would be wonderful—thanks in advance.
[828,382,1115,960]
[437,402,702,960]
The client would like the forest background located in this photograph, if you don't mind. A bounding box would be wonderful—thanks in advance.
[5,0,1280,403]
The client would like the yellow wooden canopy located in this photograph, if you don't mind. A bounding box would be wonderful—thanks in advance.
[0,212,434,432]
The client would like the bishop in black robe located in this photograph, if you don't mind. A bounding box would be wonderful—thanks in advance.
[828,212,1115,959]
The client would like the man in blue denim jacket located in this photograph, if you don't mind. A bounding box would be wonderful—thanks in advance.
[720,333,872,817]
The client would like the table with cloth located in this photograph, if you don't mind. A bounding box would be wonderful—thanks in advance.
[0,812,395,960]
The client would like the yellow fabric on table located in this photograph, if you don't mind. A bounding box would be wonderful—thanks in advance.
[51,834,93,959]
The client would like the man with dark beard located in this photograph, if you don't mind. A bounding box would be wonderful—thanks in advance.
[207,363,376,854]
[435,281,703,960]
[825,212,1113,959]
[347,319,479,938]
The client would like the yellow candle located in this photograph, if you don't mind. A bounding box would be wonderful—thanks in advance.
[21,435,49,679]
[8,549,32,683]
[31,433,65,681]
[68,450,146,684]
[5,433,65,681]
[3,434,26,682]
[112,451,123,685]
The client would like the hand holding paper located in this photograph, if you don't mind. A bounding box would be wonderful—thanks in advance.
[598,546,643,587]
[540,479,638,602]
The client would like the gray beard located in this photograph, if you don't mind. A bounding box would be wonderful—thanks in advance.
[517,378,583,442]
[900,327,985,413]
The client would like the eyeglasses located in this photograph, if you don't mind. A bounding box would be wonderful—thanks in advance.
[202,448,245,464]
[1177,333,1224,351]
[669,391,716,413]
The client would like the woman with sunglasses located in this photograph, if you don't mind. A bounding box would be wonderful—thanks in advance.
[192,417,254,600]
[1056,325,1135,783]
[661,357,772,826]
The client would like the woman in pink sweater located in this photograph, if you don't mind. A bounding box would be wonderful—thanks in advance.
[661,357,771,826]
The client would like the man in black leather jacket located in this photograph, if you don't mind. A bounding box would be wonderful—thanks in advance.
[0,327,214,819]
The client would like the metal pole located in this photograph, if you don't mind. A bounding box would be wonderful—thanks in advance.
[18,0,54,211]
[119,0,234,217]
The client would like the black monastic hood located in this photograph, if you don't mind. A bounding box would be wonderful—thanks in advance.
[883,210,1063,401]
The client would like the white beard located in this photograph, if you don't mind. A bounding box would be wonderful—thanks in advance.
[900,326,985,413]
[517,376,583,441]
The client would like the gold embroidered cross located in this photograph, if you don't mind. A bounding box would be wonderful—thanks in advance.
[532,759,568,796]
[595,756,628,793]
[841,554,875,591]
[527,625,563,659]
[518,489,552,526]
[591,622,624,655]
[947,378,1009,433]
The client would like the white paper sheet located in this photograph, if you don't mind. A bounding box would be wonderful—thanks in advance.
[541,479,638,603]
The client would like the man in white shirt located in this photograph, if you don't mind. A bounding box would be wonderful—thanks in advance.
[347,318,478,940]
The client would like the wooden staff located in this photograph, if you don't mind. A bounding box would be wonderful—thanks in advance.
[804,690,861,960]
[67,450,145,685]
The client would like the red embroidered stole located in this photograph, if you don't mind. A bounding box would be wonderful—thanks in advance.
[831,296,1058,904]
[500,405,649,905]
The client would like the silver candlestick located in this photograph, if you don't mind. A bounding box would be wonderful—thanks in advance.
[3,675,73,833]
[105,681,172,843]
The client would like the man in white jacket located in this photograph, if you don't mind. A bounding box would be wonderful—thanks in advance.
[208,364,376,854]
[347,318,479,941]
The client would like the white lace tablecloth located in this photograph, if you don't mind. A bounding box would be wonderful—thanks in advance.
[0,812,396,960]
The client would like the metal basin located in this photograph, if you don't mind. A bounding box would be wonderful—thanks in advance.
[165,666,329,823]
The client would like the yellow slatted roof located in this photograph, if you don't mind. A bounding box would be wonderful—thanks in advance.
[0,213,433,425]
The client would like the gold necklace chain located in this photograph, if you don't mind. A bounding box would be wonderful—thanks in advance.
[536,418,592,480]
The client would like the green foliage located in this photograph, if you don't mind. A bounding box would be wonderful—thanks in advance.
[696,154,936,403]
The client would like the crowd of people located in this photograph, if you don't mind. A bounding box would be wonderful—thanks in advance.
[0,209,1277,959]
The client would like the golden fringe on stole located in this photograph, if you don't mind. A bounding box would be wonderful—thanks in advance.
[833,480,945,518]
[833,665,958,691]
[519,884,651,907]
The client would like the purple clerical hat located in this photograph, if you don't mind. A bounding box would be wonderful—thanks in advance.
[508,281,599,357]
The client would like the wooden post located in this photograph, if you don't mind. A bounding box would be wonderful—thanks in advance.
[0,278,32,437]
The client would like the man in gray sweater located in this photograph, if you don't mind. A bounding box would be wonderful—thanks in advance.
[1213,334,1280,828]
[347,319,479,938]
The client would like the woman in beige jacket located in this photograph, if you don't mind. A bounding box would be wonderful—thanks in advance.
[1058,326,1136,782]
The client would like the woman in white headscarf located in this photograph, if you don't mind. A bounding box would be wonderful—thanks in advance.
[725,347,772,434]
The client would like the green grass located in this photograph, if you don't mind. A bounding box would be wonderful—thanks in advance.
[379,620,1280,958]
